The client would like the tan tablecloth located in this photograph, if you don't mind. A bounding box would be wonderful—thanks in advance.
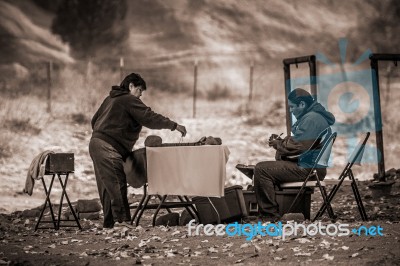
[146,145,230,197]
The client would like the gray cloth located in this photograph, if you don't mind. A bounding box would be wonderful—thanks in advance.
[24,150,54,196]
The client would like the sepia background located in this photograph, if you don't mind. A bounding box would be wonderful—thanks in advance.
[0,0,399,213]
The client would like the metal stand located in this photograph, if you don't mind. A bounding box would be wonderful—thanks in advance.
[130,184,199,226]
[35,172,82,231]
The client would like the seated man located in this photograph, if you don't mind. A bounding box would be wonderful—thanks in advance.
[254,88,335,219]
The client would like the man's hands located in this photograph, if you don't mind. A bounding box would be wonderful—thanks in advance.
[176,124,187,137]
[268,133,283,149]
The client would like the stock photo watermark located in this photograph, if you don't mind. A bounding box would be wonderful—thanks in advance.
[289,38,382,165]
[187,220,384,241]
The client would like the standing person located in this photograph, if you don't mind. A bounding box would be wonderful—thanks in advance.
[254,88,335,220]
[89,73,187,229]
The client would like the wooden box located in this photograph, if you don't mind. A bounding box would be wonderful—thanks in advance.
[45,153,74,173]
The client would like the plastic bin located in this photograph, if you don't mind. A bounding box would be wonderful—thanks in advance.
[275,189,313,220]
[192,196,230,224]
[242,190,259,216]
[193,185,247,224]
[224,185,248,222]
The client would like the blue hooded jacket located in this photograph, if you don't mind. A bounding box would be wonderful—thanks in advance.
[275,101,335,167]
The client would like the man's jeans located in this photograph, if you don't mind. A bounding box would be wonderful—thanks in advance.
[89,138,131,228]
[254,160,326,217]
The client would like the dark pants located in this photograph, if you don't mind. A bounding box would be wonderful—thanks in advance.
[89,138,131,228]
[254,160,326,217]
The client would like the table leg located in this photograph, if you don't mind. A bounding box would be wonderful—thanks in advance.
[135,195,151,226]
[35,175,57,231]
[57,173,82,230]
[153,195,167,226]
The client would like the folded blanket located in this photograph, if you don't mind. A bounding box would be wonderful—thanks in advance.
[23,150,54,196]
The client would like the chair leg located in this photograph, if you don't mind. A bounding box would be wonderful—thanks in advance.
[317,184,336,221]
[349,170,368,221]
[314,171,348,220]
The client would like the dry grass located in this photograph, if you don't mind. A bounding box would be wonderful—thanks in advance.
[1,64,399,179]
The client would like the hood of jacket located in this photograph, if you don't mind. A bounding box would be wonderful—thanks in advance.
[302,101,335,125]
[110,86,130,98]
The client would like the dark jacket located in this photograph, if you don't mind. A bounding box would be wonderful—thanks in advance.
[275,101,335,167]
[91,86,177,159]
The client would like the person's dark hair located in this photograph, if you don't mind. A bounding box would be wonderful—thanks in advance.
[288,88,314,107]
[120,73,147,91]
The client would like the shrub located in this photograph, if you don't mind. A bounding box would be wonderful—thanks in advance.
[206,84,231,101]
[3,118,41,135]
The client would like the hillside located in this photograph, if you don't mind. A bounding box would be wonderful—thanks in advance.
[0,0,377,93]
[0,1,73,66]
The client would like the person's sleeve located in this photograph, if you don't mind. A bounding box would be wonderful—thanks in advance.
[275,118,317,157]
[129,98,177,130]
[91,110,99,130]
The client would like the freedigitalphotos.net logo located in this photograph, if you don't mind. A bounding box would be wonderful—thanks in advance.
[187,220,384,241]
[289,38,381,165]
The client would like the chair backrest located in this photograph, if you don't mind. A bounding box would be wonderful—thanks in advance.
[315,132,337,168]
[347,132,371,166]
[309,127,333,151]
[298,127,334,168]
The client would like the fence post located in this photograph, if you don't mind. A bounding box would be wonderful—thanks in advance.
[249,61,254,102]
[46,61,52,113]
[120,57,124,80]
[193,60,198,118]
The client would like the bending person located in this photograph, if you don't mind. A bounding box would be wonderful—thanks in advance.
[89,73,186,229]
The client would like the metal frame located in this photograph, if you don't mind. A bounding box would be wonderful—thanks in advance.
[283,53,400,183]
[283,55,317,135]
[314,132,370,221]
[130,184,201,226]
[35,172,82,231]
[369,54,400,182]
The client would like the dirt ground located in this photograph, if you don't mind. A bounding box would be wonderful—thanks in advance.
[0,180,399,266]
[1,98,400,265]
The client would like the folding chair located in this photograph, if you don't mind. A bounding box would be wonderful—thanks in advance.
[313,132,370,221]
[284,128,337,221]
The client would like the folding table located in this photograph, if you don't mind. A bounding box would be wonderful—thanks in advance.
[130,145,229,226]
[35,153,82,231]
